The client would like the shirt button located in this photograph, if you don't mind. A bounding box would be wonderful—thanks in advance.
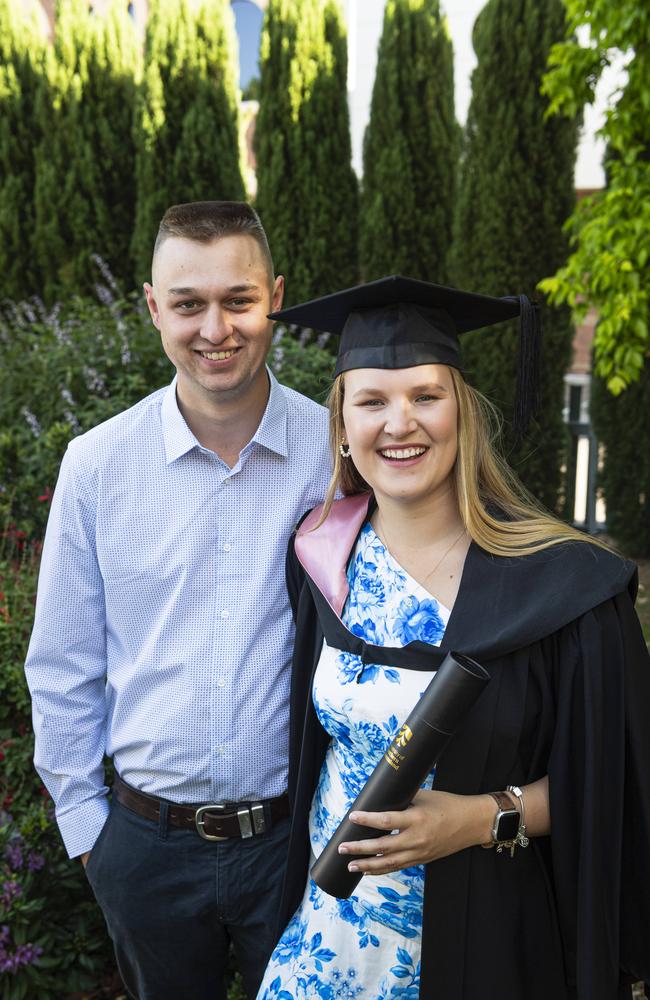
[221,610,230,619]
[217,677,226,688]
[223,543,232,552]
[216,745,225,756]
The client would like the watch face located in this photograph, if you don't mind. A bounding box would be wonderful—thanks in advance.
[495,811,519,842]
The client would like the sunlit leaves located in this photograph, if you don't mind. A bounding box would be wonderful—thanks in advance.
[541,0,650,392]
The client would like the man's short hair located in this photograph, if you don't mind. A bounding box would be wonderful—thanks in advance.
[153,201,274,279]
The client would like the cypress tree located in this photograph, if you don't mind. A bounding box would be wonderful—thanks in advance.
[255,0,358,303]
[452,0,578,511]
[32,0,94,301]
[0,1,47,301]
[64,1,140,294]
[360,0,457,283]
[32,0,139,299]
[132,0,245,286]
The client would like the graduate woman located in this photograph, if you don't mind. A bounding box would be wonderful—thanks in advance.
[257,277,650,1000]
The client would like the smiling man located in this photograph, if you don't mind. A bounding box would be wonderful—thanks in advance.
[25,202,331,999]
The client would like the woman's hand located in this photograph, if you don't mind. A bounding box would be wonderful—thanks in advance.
[338,788,496,876]
[338,776,550,876]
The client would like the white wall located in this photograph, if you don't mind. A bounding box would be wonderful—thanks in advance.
[343,0,385,176]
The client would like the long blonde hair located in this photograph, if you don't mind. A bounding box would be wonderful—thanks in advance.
[319,368,606,558]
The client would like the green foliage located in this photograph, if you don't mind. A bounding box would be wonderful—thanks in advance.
[0,267,334,543]
[31,0,140,302]
[360,0,458,283]
[0,1,47,301]
[540,1,650,393]
[255,0,358,303]
[131,0,245,285]
[541,3,650,546]
[67,1,140,295]
[591,364,650,556]
[0,272,174,541]
[268,328,335,404]
[452,0,578,511]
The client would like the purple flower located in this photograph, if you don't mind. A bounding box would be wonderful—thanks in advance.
[21,407,42,439]
[0,928,43,974]
[0,880,22,907]
[15,943,43,966]
[5,841,23,871]
[27,852,45,872]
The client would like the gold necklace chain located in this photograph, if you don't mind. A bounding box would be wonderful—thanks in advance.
[376,512,467,584]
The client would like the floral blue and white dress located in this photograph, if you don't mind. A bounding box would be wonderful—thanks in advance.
[258,523,450,1000]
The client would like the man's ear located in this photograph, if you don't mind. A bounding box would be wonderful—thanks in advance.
[143,282,161,331]
[271,274,285,313]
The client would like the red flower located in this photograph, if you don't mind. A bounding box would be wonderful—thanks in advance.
[38,487,52,503]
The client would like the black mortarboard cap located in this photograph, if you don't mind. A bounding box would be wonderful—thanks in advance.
[269,275,541,440]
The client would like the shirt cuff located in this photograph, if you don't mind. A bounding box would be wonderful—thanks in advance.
[57,794,111,859]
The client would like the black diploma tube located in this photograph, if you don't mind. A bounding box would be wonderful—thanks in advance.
[310,651,490,899]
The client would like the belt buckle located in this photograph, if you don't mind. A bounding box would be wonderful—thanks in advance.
[195,804,229,841]
[237,803,266,839]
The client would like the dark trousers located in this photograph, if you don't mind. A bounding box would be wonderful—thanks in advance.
[85,796,290,1000]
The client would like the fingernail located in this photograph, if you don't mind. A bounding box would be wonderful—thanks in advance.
[338,845,348,854]
[348,863,359,872]
[349,812,359,821]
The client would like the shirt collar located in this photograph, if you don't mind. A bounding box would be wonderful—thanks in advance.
[249,368,288,458]
[160,370,288,465]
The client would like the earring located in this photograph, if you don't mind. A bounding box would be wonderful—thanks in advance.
[339,441,351,458]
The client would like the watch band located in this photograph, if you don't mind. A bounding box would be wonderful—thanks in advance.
[481,790,520,852]
[481,788,530,856]
[489,790,517,815]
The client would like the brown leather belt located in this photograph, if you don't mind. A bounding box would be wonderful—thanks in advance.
[113,774,289,841]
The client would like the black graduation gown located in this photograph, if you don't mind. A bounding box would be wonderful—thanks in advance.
[279,494,650,1000]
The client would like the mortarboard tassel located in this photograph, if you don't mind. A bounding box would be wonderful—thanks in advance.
[512,294,542,443]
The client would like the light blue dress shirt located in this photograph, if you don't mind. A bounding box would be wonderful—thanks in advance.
[25,371,331,858]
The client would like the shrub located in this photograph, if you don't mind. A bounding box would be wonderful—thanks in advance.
[0,264,173,541]
[255,0,358,303]
[0,0,47,303]
[0,268,335,541]
[131,0,245,286]
[360,0,458,283]
[269,327,335,405]
[33,0,141,303]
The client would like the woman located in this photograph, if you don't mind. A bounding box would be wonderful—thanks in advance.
[258,276,650,1000]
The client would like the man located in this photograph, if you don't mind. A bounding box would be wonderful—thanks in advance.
[25,201,331,999]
